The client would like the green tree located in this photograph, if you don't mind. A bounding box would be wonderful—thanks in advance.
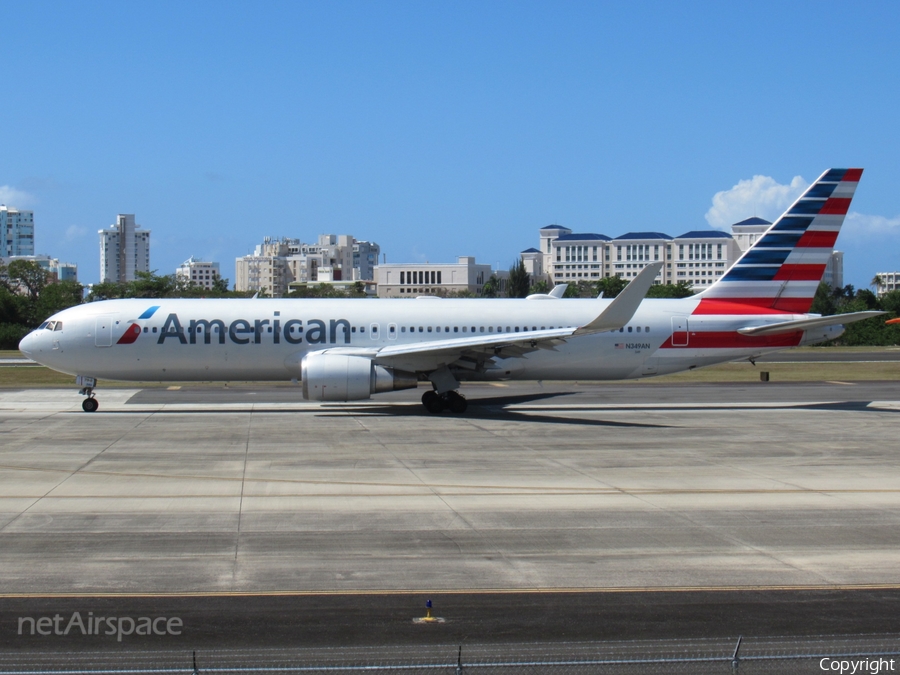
[127,270,177,298]
[564,280,597,298]
[529,279,550,295]
[35,281,84,322]
[6,260,50,303]
[809,281,837,316]
[481,274,500,298]
[646,281,695,298]
[87,281,127,301]
[594,276,628,298]
[507,259,531,298]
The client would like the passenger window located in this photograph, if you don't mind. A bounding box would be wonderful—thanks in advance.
[352,327,357,333]
[454,327,458,332]
[436,327,441,332]
[419,327,424,332]
[400,327,406,333]
[636,326,641,333]
[427,327,432,332]
[360,327,365,333]
[462,327,467,332]
[445,326,449,332]
[479,327,484,333]
[143,327,148,333]
[488,327,493,333]
[628,326,633,332]
[152,327,158,333]
[645,326,650,332]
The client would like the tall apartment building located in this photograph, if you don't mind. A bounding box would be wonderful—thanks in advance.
[235,234,380,297]
[1,205,35,257]
[99,214,150,283]
[176,257,221,290]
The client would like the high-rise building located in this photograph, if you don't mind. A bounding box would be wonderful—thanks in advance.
[99,214,150,283]
[176,257,221,290]
[1,205,35,257]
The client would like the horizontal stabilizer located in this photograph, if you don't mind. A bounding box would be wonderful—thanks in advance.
[737,311,885,336]
[573,262,662,336]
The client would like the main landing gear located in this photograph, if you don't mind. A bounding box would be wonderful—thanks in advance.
[422,390,468,414]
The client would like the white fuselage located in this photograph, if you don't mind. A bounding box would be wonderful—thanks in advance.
[19,297,841,385]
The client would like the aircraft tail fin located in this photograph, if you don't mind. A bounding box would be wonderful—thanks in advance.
[697,168,862,314]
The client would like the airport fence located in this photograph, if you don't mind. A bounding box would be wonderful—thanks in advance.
[2,635,900,674]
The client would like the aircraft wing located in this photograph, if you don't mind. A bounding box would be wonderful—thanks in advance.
[736,311,885,336]
[367,262,661,372]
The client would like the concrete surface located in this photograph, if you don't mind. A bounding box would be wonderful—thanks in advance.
[2,382,900,594]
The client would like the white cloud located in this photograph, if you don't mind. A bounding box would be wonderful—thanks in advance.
[841,212,900,242]
[65,225,88,241]
[0,185,35,208]
[704,175,809,229]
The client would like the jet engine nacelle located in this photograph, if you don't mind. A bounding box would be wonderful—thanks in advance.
[300,352,418,401]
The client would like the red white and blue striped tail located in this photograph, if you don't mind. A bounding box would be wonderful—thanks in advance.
[696,168,862,314]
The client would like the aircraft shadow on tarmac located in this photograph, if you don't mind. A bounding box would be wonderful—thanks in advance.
[316,392,671,428]
[113,390,670,428]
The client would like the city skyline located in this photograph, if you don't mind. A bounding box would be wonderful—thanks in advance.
[1,1,898,288]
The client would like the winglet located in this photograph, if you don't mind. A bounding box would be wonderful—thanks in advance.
[573,262,662,336]
[549,284,568,298]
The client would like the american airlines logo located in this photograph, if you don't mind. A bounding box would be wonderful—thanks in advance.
[118,309,353,346]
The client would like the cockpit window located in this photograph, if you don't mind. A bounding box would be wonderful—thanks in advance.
[54,322,63,331]
[38,322,49,330]
[46,321,56,331]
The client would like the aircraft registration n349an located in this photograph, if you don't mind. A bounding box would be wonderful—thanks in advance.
[19,168,883,413]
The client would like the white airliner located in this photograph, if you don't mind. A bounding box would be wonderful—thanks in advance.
[19,168,882,413]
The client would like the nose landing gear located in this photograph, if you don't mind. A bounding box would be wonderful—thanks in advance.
[77,375,99,412]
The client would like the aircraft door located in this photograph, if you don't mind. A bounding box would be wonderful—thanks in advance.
[95,316,113,347]
[671,316,689,347]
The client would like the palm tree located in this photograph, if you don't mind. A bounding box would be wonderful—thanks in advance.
[872,274,885,295]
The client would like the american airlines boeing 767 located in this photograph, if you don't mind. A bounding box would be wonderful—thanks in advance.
[18,168,883,413]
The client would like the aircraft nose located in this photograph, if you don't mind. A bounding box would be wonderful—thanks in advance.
[18,331,34,359]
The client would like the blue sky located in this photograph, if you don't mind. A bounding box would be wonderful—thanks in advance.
[2,0,899,289]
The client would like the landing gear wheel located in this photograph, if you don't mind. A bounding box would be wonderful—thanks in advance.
[446,391,468,414]
[82,398,99,413]
[422,390,445,414]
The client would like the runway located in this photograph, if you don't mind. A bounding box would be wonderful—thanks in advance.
[2,381,900,655]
